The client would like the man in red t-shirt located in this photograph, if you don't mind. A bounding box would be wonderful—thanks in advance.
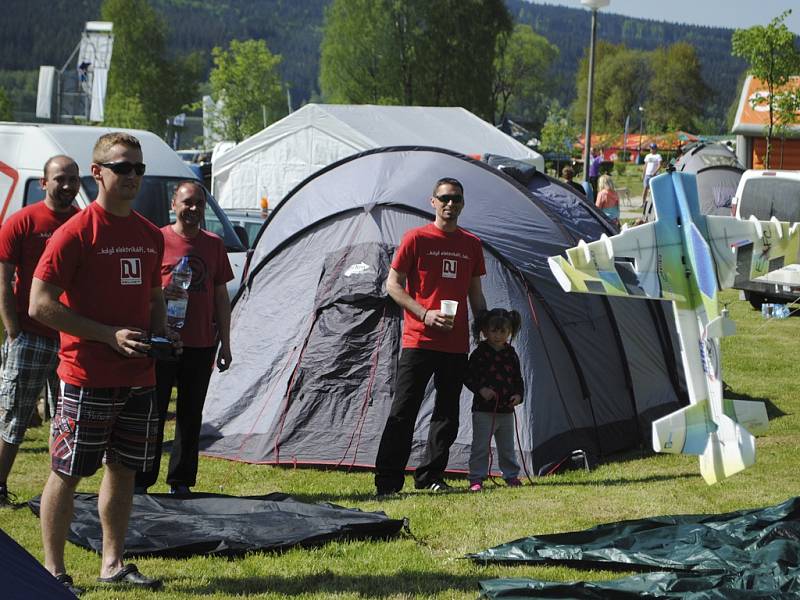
[374,177,487,496]
[135,180,233,495]
[0,155,79,507]
[30,133,176,594]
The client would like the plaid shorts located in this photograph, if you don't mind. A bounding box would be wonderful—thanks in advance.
[51,384,159,478]
[0,331,59,444]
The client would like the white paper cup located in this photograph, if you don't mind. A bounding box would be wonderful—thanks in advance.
[440,300,458,317]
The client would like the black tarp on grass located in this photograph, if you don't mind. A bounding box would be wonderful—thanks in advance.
[29,492,404,558]
[470,497,800,598]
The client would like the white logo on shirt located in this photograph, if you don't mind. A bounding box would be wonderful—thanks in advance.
[442,258,457,279]
[120,258,142,285]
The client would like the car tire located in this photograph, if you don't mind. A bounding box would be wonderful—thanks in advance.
[744,291,766,310]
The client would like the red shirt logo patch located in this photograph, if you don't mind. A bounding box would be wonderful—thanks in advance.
[442,258,457,279]
[120,257,142,285]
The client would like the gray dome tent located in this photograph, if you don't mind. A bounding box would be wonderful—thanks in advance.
[199,147,685,475]
[676,142,744,215]
[645,142,744,221]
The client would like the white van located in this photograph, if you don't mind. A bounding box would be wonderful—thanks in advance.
[0,123,246,296]
[731,169,800,308]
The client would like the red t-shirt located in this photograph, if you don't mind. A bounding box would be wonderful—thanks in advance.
[160,226,234,348]
[392,223,486,354]
[0,202,78,338]
[34,202,164,387]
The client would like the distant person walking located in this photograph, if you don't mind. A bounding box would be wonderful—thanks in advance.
[134,180,233,496]
[374,177,487,496]
[642,143,662,205]
[561,166,585,195]
[595,174,620,228]
[0,156,79,507]
[588,148,603,197]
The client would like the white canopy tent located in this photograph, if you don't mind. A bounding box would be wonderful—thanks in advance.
[211,104,545,210]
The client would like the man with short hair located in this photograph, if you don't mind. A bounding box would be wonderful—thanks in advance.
[30,132,176,595]
[642,143,663,204]
[374,177,487,496]
[0,156,79,506]
[135,180,233,495]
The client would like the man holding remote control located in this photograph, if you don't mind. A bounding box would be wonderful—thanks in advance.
[29,132,179,595]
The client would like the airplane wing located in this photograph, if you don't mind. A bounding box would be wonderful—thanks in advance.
[704,215,800,289]
[548,222,686,302]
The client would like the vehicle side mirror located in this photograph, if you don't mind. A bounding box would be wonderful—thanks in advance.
[233,224,249,248]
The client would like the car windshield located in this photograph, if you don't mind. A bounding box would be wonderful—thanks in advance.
[81,176,244,251]
[739,178,800,222]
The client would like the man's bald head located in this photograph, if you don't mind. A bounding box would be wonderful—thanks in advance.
[43,155,78,179]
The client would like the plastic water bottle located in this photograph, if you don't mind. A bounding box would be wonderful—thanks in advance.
[774,304,790,319]
[166,256,192,329]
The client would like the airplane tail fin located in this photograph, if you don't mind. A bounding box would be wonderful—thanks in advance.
[723,398,769,436]
[651,400,712,456]
[699,415,757,485]
[652,399,768,484]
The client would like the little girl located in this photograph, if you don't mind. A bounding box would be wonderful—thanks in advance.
[464,308,524,491]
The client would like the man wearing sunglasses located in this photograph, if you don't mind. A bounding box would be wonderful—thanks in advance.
[0,155,79,509]
[375,177,486,496]
[30,132,176,594]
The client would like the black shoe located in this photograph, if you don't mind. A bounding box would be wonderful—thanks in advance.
[97,564,162,590]
[375,487,401,499]
[55,573,84,596]
[133,486,148,495]
[0,485,18,508]
[169,484,191,495]
[415,480,452,492]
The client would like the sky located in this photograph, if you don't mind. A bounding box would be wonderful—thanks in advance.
[525,0,800,34]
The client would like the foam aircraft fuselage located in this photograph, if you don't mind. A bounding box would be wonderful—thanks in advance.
[548,171,799,484]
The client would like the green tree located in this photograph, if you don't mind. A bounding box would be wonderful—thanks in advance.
[540,104,575,156]
[732,10,800,168]
[492,24,559,125]
[571,42,649,134]
[209,39,286,142]
[319,0,511,121]
[101,0,202,133]
[0,87,12,121]
[415,0,512,120]
[647,43,709,131]
[319,0,399,104]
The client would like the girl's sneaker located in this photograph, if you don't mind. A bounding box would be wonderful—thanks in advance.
[469,481,483,492]
[505,477,523,487]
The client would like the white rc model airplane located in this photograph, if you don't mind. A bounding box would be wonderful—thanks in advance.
[548,171,800,484]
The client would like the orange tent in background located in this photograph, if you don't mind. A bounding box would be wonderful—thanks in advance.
[577,131,700,161]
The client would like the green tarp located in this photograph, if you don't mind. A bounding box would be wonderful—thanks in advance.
[470,497,800,598]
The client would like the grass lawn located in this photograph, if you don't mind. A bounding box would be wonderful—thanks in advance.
[2,290,799,598]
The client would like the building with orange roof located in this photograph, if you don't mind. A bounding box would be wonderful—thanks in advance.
[732,75,800,169]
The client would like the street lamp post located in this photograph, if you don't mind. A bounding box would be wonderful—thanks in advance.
[580,0,610,195]
[637,105,644,163]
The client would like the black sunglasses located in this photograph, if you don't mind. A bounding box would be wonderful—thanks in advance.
[100,161,146,176]
[434,193,464,204]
